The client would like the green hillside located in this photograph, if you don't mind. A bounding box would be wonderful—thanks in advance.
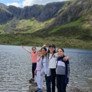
[0,17,92,49]
[31,16,92,49]
[0,15,92,49]
[15,19,54,33]
[0,0,92,49]
[0,18,54,34]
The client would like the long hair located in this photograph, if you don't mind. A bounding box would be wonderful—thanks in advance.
[48,44,56,54]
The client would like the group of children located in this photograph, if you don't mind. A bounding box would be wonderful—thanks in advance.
[22,44,70,92]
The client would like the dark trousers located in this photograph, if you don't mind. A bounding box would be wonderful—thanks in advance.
[32,63,36,78]
[45,75,51,92]
[50,69,56,92]
[56,75,66,92]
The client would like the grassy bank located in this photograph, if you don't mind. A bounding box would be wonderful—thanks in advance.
[0,18,92,49]
[0,34,92,49]
[33,18,92,40]
[0,18,54,34]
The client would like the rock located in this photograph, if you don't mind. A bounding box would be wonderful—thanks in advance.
[29,82,46,92]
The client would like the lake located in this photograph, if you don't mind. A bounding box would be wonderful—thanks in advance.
[0,45,92,92]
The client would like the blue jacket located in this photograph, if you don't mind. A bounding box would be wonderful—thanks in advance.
[56,56,70,84]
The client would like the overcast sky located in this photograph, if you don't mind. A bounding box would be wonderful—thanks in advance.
[0,0,68,7]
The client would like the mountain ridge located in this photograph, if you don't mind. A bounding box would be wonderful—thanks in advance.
[0,2,67,24]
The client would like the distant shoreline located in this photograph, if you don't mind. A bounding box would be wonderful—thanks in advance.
[0,34,92,50]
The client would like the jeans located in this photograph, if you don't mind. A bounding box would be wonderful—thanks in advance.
[50,69,56,92]
[45,75,51,92]
[32,63,36,78]
[56,75,66,92]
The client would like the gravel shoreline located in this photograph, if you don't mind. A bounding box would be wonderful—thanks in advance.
[28,81,91,92]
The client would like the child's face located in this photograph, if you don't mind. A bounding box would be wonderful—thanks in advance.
[49,47,55,53]
[57,49,64,57]
[32,48,36,52]
[38,51,42,56]
[41,49,47,55]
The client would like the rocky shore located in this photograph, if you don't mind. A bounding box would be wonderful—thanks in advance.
[28,80,91,92]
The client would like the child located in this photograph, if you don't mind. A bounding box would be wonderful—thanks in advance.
[35,49,44,92]
[48,44,57,92]
[22,46,38,82]
[41,47,51,92]
[56,48,70,92]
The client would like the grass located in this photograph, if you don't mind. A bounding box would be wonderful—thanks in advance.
[0,25,5,34]
[0,17,92,49]
[38,18,92,41]
[0,18,54,34]
[0,34,92,49]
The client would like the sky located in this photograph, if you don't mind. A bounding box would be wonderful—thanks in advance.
[0,0,68,7]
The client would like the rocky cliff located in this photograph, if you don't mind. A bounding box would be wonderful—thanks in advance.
[0,2,66,24]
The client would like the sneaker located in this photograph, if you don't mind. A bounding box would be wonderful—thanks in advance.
[33,82,37,86]
[35,88,42,92]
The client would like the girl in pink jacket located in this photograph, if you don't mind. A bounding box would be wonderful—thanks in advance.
[22,46,38,82]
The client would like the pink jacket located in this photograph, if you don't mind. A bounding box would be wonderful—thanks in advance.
[31,51,37,63]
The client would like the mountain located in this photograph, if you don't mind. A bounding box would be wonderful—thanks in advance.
[0,2,66,24]
[0,3,13,23]
[20,5,43,19]
[0,3,7,9]
[37,2,66,21]
[0,0,92,49]
[52,0,92,25]
[32,0,92,41]
[7,5,21,19]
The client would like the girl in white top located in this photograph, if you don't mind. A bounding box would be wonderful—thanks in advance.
[48,44,57,92]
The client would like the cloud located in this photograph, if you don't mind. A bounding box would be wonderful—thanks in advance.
[22,0,34,7]
[34,0,68,5]
[7,2,20,7]
[22,0,67,6]
[6,0,67,7]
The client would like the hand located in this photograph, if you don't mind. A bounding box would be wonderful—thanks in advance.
[63,56,69,61]
[21,46,31,53]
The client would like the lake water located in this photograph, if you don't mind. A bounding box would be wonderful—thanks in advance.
[0,45,92,92]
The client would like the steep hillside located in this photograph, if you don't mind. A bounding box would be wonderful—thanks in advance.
[0,0,92,49]
[0,18,54,34]
[7,5,21,18]
[29,0,92,49]
[34,0,92,40]
[53,0,92,25]
[0,2,66,24]
[37,2,66,21]
[0,3,13,23]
